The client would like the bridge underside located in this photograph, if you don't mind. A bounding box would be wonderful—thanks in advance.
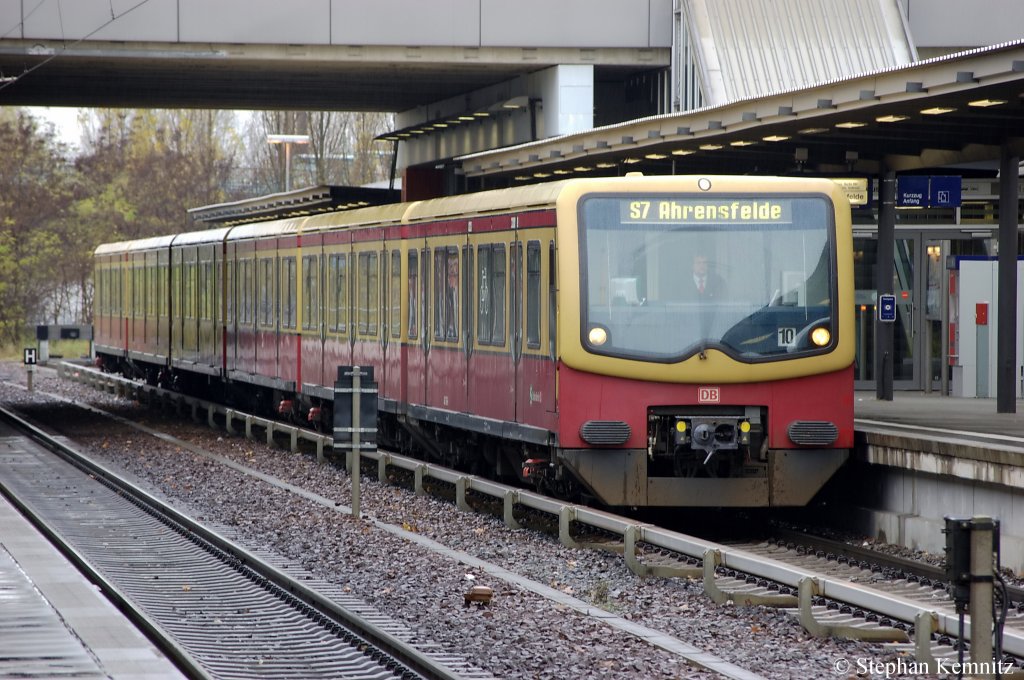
[0,41,666,111]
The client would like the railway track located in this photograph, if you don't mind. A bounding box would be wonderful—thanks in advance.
[34,362,1024,672]
[0,404,488,680]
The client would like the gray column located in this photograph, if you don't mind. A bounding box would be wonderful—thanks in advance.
[997,147,1020,413]
[875,167,896,400]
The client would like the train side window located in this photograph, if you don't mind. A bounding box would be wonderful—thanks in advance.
[280,256,296,330]
[526,240,541,349]
[433,248,445,341]
[548,240,556,358]
[390,250,401,339]
[302,255,318,331]
[493,245,506,344]
[476,246,492,344]
[258,257,274,327]
[357,251,378,336]
[202,259,214,321]
[407,250,418,339]
[429,247,460,343]
[368,252,378,336]
[328,253,348,334]
[184,260,195,320]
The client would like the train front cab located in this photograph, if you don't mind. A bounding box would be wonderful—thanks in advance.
[551,175,855,507]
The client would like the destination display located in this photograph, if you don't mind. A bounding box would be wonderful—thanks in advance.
[621,198,791,224]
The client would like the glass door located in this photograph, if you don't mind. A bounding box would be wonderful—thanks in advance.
[853,233,922,390]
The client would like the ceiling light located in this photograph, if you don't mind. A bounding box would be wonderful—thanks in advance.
[533,171,551,178]
[458,115,476,121]
[574,166,592,172]
[473,112,490,118]
[671,149,695,156]
[729,140,755,147]
[835,121,867,129]
[699,144,722,151]
[553,169,571,175]
[645,153,668,159]
[920,106,956,115]
[762,134,790,142]
[622,157,642,164]
[514,175,531,181]
[798,127,828,134]
[876,114,909,123]
[968,99,1007,108]
[596,162,616,169]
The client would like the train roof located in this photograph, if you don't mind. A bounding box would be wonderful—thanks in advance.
[94,234,176,256]
[403,181,568,223]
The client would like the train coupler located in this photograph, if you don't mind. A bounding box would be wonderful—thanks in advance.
[522,458,550,480]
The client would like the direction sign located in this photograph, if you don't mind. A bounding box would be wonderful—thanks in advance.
[878,294,897,322]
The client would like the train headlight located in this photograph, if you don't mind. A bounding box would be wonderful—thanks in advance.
[739,420,751,444]
[674,419,689,444]
[810,326,831,347]
[588,326,608,346]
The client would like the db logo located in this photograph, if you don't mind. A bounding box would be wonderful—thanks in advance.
[697,387,720,403]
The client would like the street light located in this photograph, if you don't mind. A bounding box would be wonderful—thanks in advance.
[267,133,310,192]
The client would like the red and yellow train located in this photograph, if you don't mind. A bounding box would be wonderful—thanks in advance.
[94,175,854,507]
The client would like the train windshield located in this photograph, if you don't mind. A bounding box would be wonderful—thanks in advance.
[579,194,836,362]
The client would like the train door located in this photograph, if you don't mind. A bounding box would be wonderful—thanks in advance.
[425,229,469,414]
[255,240,279,380]
[853,233,924,390]
[468,236,514,425]
[182,245,199,363]
[352,229,384,376]
[516,237,558,432]
[381,241,405,407]
[299,232,326,392]
[197,243,217,370]
[510,235,523,423]
[157,246,170,360]
[405,236,429,410]
[322,231,353,388]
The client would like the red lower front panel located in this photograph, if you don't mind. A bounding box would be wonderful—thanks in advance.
[557,364,854,450]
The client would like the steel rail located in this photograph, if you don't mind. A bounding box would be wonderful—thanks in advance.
[0,402,470,680]
[60,362,1024,656]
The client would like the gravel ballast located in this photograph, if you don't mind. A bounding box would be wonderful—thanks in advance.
[1,363,921,679]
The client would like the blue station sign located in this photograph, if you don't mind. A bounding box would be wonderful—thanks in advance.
[897,175,962,208]
[929,175,962,207]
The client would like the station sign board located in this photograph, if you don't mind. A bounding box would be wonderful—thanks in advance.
[829,178,869,206]
[929,175,962,207]
[897,175,962,208]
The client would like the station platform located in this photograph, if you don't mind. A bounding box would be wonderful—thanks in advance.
[0,485,185,678]
[854,390,1024,443]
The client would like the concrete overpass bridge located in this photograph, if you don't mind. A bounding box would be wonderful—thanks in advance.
[0,1,671,121]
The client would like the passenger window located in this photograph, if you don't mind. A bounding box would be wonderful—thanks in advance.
[259,257,275,327]
[281,257,297,330]
[357,251,378,336]
[526,240,541,348]
[408,250,419,339]
[476,244,507,345]
[302,255,319,331]
[429,247,460,343]
[328,254,349,334]
[390,251,401,339]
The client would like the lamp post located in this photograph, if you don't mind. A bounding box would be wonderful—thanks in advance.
[267,133,310,192]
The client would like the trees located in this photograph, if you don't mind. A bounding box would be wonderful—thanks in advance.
[0,110,78,342]
[0,106,394,339]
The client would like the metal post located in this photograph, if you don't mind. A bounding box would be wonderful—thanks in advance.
[997,147,1019,413]
[26,365,34,392]
[351,366,361,518]
[876,167,896,400]
[969,517,995,676]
